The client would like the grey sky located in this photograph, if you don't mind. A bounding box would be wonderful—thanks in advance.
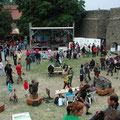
[85,0,120,10]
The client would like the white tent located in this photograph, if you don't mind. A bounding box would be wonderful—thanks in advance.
[74,37,101,48]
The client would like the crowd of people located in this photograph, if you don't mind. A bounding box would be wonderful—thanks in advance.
[0,40,120,120]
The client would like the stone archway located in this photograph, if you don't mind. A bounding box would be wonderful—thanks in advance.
[111,42,118,52]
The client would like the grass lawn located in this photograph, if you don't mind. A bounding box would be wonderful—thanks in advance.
[0,52,120,120]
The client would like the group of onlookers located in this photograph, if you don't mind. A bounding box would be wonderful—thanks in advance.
[63,90,120,120]
[79,53,120,85]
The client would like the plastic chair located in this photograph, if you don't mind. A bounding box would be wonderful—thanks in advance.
[85,91,96,105]
[65,95,75,106]
[90,91,96,103]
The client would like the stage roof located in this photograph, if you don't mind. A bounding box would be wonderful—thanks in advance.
[31,27,74,30]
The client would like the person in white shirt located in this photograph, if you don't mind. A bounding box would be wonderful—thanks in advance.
[0,60,5,77]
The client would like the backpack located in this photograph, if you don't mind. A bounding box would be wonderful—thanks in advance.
[54,97,59,105]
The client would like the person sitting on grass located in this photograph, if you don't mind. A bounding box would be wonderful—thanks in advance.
[63,101,84,120]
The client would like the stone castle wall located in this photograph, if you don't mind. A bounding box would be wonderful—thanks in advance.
[75,8,120,48]
[106,8,120,48]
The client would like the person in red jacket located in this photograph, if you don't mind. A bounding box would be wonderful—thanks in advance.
[24,79,28,97]
[16,62,22,84]
[93,46,98,57]
[26,49,30,56]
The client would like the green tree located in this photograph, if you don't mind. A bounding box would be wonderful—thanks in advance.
[16,0,85,35]
[0,7,13,39]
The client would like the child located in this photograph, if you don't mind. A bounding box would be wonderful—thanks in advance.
[68,67,74,87]
[63,74,71,89]
[8,81,13,101]
[13,89,18,103]
[24,79,28,97]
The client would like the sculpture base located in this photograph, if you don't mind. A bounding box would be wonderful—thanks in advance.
[30,94,38,99]
[95,87,114,96]
[27,95,42,106]
[0,103,5,113]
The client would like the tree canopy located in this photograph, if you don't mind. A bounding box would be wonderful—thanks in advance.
[15,0,85,35]
[0,6,13,40]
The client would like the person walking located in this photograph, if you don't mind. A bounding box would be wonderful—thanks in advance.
[3,48,7,61]
[75,84,92,115]
[30,49,36,62]
[106,58,114,76]
[84,62,91,83]
[115,60,120,79]
[68,67,74,87]
[25,55,32,71]
[16,62,23,84]
[6,64,14,84]
[63,74,71,89]
[35,52,41,64]
[0,60,5,77]
[80,64,84,86]
[13,52,17,66]
[17,51,22,65]
[94,63,100,78]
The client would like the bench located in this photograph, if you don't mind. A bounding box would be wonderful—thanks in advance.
[54,71,62,74]
[48,71,62,74]
[54,67,62,69]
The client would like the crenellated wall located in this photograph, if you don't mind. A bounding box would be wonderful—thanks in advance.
[75,8,120,48]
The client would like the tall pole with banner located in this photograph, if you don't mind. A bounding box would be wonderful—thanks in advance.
[73,23,75,42]
[29,23,32,48]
